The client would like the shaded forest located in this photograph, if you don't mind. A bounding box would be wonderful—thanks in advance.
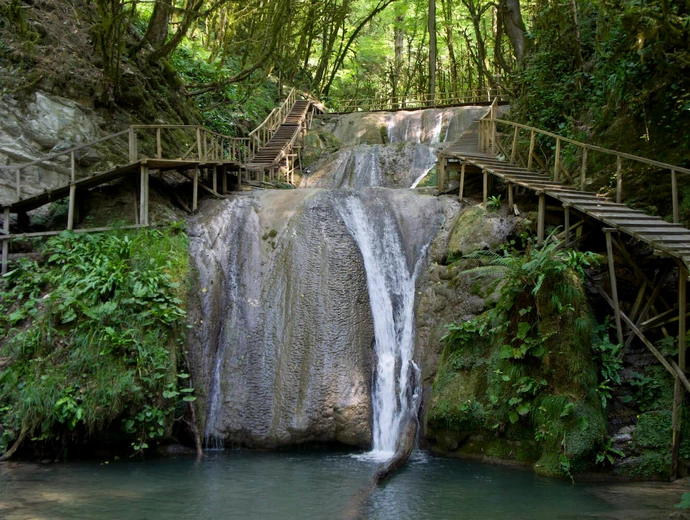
[1,0,688,165]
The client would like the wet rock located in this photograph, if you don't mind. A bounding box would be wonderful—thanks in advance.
[188,188,444,449]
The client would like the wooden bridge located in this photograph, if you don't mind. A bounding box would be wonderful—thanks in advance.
[0,88,319,273]
[437,100,690,478]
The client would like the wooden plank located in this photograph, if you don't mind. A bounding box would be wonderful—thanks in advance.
[538,193,545,245]
[139,164,149,227]
[618,227,690,235]
[673,169,680,224]
[672,263,688,479]
[459,163,465,199]
[1,208,9,274]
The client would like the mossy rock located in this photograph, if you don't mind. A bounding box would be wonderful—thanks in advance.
[447,205,518,257]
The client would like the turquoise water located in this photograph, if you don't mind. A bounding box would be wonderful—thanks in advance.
[0,450,683,519]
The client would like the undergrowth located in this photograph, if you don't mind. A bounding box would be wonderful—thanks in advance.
[0,225,193,459]
[429,235,624,477]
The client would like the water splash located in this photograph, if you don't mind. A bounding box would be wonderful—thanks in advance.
[337,194,429,461]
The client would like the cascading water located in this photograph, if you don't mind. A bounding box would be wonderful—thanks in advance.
[302,106,488,190]
[337,194,429,459]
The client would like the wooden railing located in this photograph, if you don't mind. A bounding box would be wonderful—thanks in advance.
[478,109,690,223]
[329,89,505,113]
[0,88,301,204]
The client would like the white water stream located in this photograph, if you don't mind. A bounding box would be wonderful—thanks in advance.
[337,195,427,460]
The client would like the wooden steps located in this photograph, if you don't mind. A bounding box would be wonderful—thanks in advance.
[245,100,311,172]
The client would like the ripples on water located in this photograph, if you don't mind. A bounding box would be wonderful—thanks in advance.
[0,451,682,519]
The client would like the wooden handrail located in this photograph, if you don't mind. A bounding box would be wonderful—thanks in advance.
[0,130,130,170]
[330,89,505,112]
[478,114,690,222]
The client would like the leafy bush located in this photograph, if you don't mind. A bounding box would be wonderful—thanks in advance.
[0,226,192,458]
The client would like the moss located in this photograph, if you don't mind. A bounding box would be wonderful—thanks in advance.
[379,125,389,144]
[635,411,672,449]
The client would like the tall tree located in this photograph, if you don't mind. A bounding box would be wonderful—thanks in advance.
[428,0,437,102]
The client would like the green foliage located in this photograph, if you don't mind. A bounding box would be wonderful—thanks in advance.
[676,493,690,510]
[634,411,672,450]
[486,195,502,212]
[171,41,278,136]
[0,226,192,457]
[431,236,613,476]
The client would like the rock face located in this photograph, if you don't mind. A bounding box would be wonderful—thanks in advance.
[447,205,520,257]
[0,91,104,205]
[187,188,444,448]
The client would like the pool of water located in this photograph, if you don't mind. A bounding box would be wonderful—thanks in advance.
[0,450,684,519]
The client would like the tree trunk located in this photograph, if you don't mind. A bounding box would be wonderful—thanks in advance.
[428,0,437,104]
[392,13,404,107]
[130,0,171,58]
[147,0,204,65]
[440,0,458,95]
[499,0,527,63]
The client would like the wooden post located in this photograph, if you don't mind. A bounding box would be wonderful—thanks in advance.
[196,128,203,161]
[128,127,137,163]
[67,151,76,230]
[438,159,446,191]
[528,130,535,171]
[537,193,545,245]
[672,169,679,224]
[672,263,687,480]
[221,165,228,194]
[510,126,519,163]
[554,137,561,182]
[508,182,514,210]
[483,171,488,203]
[564,205,571,248]
[212,166,218,193]
[459,163,465,199]
[616,156,623,203]
[156,128,162,159]
[490,118,497,155]
[605,229,625,345]
[139,164,149,226]
[67,185,77,230]
[580,147,588,191]
[192,168,199,213]
[1,207,9,275]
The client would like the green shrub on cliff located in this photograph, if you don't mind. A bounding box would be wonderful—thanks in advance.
[429,236,615,477]
[0,225,192,459]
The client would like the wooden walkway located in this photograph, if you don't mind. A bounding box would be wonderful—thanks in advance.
[439,122,690,271]
[0,89,315,272]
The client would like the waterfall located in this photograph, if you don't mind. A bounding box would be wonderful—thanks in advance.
[337,194,428,459]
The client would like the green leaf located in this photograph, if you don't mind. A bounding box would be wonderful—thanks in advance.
[508,411,519,424]
[516,404,531,416]
[499,344,513,359]
[182,396,197,402]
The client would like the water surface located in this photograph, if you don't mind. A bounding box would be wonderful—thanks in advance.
[0,451,683,519]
